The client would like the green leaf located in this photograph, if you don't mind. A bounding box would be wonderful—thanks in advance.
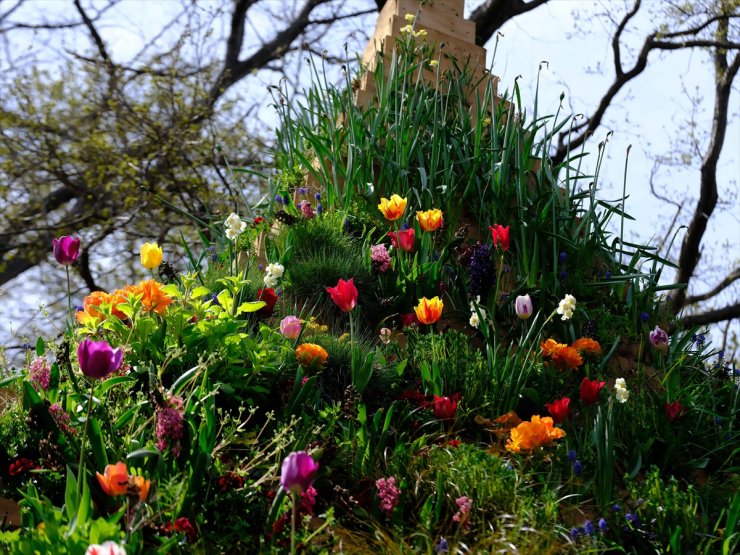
[88,417,109,469]
[95,376,136,396]
[77,473,91,525]
[35,337,45,357]
[191,286,210,299]
[171,365,201,394]
[64,466,79,523]
[127,448,161,462]
[237,300,266,314]
[114,402,146,431]
[0,374,23,388]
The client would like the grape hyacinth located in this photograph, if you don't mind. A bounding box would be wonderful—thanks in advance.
[156,394,185,457]
[376,476,401,516]
[467,242,493,298]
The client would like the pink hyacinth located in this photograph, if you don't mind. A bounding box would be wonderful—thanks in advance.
[156,394,184,457]
[370,244,392,273]
[453,495,472,526]
[28,356,51,391]
[375,476,401,516]
[49,403,76,435]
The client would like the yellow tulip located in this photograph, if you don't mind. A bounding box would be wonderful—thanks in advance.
[140,242,163,269]
[416,209,443,232]
[378,194,407,221]
[414,296,443,325]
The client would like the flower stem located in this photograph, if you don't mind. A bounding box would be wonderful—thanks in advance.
[65,266,73,332]
[77,379,96,498]
[291,491,298,555]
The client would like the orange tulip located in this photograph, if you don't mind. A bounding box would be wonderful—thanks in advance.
[96,462,129,497]
[506,415,566,454]
[416,209,443,232]
[377,194,407,221]
[414,296,443,325]
[130,475,151,502]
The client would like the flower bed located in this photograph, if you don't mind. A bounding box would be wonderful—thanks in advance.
[0,23,738,555]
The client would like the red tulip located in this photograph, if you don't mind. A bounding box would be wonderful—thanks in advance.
[388,228,415,252]
[326,278,358,312]
[580,377,606,405]
[400,312,419,328]
[545,397,571,424]
[432,395,458,420]
[256,288,279,316]
[488,224,510,252]
[664,401,684,423]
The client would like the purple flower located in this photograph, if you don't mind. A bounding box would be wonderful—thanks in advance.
[468,243,493,298]
[570,527,580,540]
[52,236,80,266]
[611,504,621,512]
[605,271,611,279]
[28,356,51,391]
[280,451,319,494]
[297,187,308,195]
[370,244,392,274]
[559,251,567,263]
[567,449,577,463]
[275,194,285,205]
[376,476,401,516]
[77,339,123,379]
[156,395,184,457]
[649,326,669,352]
[434,537,448,553]
[314,192,321,201]
[317,203,324,216]
[573,460,583,476]
[597,518,608,533]
[625,513,640,527]
[583,520,595,536]
[640,311,649,323]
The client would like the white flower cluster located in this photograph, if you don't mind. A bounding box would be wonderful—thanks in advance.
[557,294,577,321]
[614,378,630,403]
[224,213,247,241]
[469,296,486,329]
[264,262,284,288]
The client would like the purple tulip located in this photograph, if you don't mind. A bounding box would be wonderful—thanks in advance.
[649,326,669,353]
[280,451,319,494]
[77,339,123,379]
[52,236,81,266]
[515,294,533,320]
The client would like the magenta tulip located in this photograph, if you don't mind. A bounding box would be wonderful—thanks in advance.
[280,451,319,494]
[515,294,533,320]
[77,339,123,379]
[52,236,80,266]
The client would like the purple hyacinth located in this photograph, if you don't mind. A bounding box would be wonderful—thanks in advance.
[468,243,493,298]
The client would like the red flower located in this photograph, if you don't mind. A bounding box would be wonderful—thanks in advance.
[664,401,684,423]
[253,216,265,225]
[580,377,606,405]
[488,224,510,252]
[432,395,458,420]
[256,288,279,316]
[326,277,358,312]
[388,228,415,252]
[174,517,197,543]
[400,312,419,328]
[545,397,571,424]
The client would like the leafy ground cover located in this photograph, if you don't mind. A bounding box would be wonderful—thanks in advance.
[0,24,738,555]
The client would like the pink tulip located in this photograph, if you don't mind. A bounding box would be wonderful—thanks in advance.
[77,339,123,379]
[280,316,302,339]
[52,236,80,266]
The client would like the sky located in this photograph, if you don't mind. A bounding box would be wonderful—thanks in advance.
[1,0,738,362]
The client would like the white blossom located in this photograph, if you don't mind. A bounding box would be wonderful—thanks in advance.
[469,296,486,329]
[224,213,246,240]
[557,294,577,321]
[614,378,630,403]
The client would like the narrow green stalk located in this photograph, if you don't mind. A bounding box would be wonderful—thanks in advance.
[77,379,96,498]
[65,266,73,332]
[291,491,298,555]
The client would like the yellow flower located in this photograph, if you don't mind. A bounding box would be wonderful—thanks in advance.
[416,209,443,232]
[378,194,407,221]
[404,13,415,22]
[506,415,566,454]
[429,60,439,68]
[414,296,443,325]
[140,242,163,269]
[414,29,427,38]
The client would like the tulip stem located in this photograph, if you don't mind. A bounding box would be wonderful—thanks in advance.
[77,379,96,498]
[65,266,73,332]
[492,253,505,320]
[291,491,298,555]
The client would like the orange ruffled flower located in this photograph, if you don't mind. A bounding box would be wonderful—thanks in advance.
[295,343,329,368]
[416,209,443,232]
[76,290,127,324]
[571,337,602,357]
[414,296,444,325]
[550,346,583,370]
[506,415,566,454]
[377,194,407,221]
[130,279,173,316]
[541,338,567,357]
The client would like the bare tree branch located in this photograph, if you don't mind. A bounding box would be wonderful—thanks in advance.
[684,268,740,305]
[470,0,550,46]
[553,7,740,165]
[679,303,740,328]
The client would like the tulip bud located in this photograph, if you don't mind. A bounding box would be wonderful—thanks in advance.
[52,236,81,266]
[515,294,533,320]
